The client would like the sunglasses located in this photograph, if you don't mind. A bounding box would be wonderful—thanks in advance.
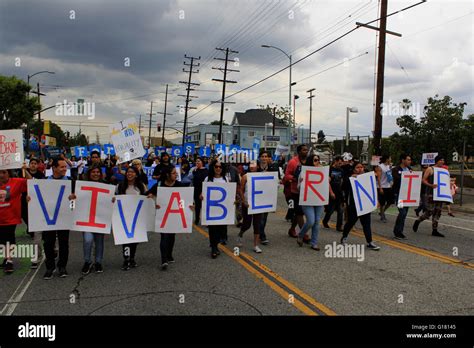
[314,159,320,162]
[214,165,222,168]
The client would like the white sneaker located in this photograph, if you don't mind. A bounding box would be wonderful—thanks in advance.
[253,246,262,253]
[236,237,243,247]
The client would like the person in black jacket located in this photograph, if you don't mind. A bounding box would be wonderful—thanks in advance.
[340,162,380,250]
[189,157,208,225]
[392,154,412,239]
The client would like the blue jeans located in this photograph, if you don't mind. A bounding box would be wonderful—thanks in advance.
[83,232,104,264]
[300,206,324,247]
[393,194,409,236]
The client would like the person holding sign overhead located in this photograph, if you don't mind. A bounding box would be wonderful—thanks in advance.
[340,162,380,250]
[413,155,446,237]
[114,166,147,271]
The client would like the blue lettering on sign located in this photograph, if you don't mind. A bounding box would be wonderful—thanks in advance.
[436,170,451,199]
[117,199,144,238]
[123,129,134,137]
[34,184,65,225]
[206,186,228,221]
[354,175,376,212]
[251,176,273,210]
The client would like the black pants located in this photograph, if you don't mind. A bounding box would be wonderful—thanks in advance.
[194,191,202,224]
[43,230,69,270]
[160,233,175,264]
[323,193,343,229]
[342,205,373,244]
[0,225,16,255]
[240,205,262,235]
[208,225,227,252]
[122,243,137,261]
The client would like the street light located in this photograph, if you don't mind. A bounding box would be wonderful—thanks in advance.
[264,122,273,150]
[293,95,300,144]
[297,124,304,144]
[346,107,358,148]
[261,44,294,146]
[27,71,55,95]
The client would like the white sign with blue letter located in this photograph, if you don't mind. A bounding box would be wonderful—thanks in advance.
[246,172,278,214]
[27,180,73,232]
[109,117,145,163]
[201,182,236,225]
[111,195,149,245]
[349,171,378,216]
[433,167,453,203]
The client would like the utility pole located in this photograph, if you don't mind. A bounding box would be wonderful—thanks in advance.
[147,101,155,147]
[29,83,46,157]
[356,0,401,155]
[138,114,142,135]
[212,47,239,143]
[156,84,173,146]
[307,88,315,146]
[179,55,200,146]
[272,107,276,135]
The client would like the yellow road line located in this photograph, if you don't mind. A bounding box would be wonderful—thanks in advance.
[193,224,335,316]
[275,210,474,270]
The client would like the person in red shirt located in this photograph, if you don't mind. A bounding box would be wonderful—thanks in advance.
[0,165,32,274]
[283,144,310,241]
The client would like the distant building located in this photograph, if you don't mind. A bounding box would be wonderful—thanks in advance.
[180,108,310,153]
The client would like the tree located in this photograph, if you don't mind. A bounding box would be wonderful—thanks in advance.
[385,95,468,164]
[210,120,228,125]
[0,75,41,129]
[30,120,67,148]
[257,104,291,126]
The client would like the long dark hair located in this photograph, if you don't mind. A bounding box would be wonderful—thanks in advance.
[117,166,145,195]
[85,164,102,182]
[160,165,176,185]
[208,159,226,181]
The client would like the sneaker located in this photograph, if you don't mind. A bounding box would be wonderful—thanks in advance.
[432,230,445,238]
[253,246,262,253]
[81,262,93,275]
[394,233,407,240]
[367,242,380,251]
[211,252,218,259]
[161,262,169,270]
[58,267,68,278]
[288,228,297,238]
[310,245,320,251]
[260,239,269,245]
[413,220,420,232]
[296,237,303,247]
[30,262,39,269]
[322,222,330,229]
[236,237,243,247]
[340,237,347,245]
[43,269,55,280]
[121,260,130,271]
[130,259,137,268]
[167,257,175,264]
[94,263,103,273]
[4,261,14,274]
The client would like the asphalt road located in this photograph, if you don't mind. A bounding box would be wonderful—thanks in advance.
[1,190,473,316]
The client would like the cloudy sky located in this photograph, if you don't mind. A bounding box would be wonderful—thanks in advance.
[1,0,472,143]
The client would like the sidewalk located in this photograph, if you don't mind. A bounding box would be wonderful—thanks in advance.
[450,187,474,214]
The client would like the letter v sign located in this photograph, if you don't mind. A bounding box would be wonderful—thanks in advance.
[34,184,66,225]
[117,199,144,238]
